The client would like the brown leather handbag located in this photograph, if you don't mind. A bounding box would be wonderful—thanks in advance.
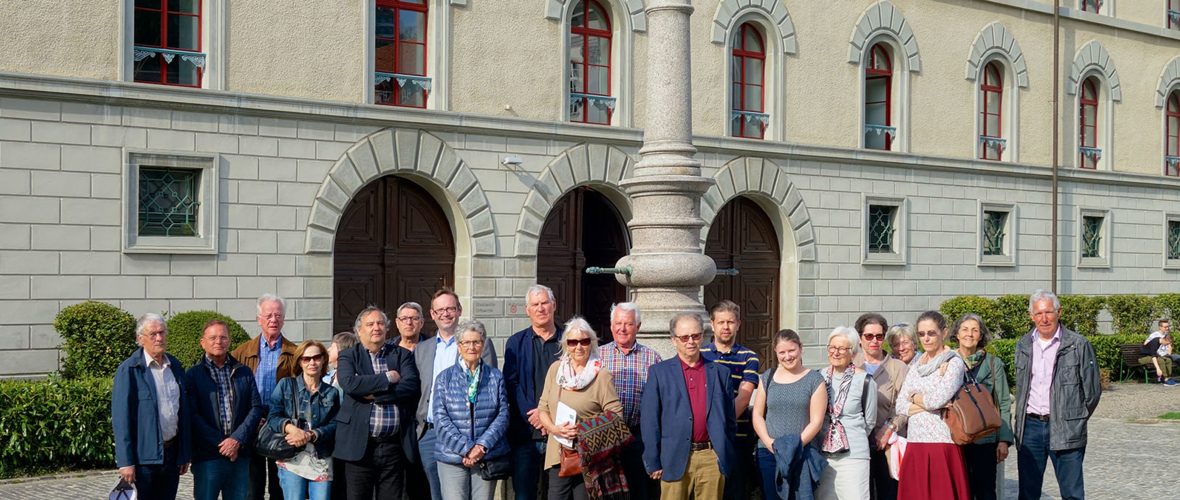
[556,387,583,477]
[942,355,1002,445]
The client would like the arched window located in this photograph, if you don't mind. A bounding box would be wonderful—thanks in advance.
[980,62,1004,161]
[1081,0,1102,13]
[1079,77,1100,169]
[864,43,893,150]
[375,0,428,108]
[133,0,203,87]
[730,23,766,139]
[569,0,613,125]
[1167,91,1180,176]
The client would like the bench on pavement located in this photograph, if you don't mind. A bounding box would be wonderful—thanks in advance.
[1120,344,1153,383]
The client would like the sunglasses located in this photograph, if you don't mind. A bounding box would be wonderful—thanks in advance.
[917,330,941,338]
[566,338,592,347]
[860,333,885,341]
[674,333,703,343]
[300,355,323,363]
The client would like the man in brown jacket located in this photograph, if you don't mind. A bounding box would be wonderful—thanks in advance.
[230,293,298,500]
[852,312,909,500]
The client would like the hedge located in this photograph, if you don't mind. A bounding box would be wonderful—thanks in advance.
[0,377,114,479]
[53,301,138,380]
[939,294,1177,339]
[166,311,251,367]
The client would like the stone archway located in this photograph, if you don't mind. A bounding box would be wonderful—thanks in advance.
[965,22,1029,88]
[1067,41,1122,102]
[847,1,922,72]
[710,0,798,54]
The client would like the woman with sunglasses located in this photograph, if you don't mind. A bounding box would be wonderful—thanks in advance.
[852,313,909,500]
[894,311,969,500]
[950,313,1012,500]
[266,340,340,500]
[537,316,624,500]
[815,326,877,500]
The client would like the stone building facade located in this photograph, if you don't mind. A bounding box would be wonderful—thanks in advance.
[2,0,1180,376]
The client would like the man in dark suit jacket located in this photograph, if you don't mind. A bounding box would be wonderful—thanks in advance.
[334,306,421,500]
[641,312,736,500]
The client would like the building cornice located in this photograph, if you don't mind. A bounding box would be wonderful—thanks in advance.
[984,0,1180,43]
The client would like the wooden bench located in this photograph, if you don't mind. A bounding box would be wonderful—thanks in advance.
[1120,344,1152,383]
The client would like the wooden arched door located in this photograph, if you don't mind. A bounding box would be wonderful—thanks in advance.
[704,196,781,364]
[332,176,455,336]
[536,188,629,342]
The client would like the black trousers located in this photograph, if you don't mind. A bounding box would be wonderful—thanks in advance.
[247,454,283,500]
[135,442,180,500]
[869,446,898,500]
[344,437,407,500]
[962,441,998,500]
[548,466,589,500]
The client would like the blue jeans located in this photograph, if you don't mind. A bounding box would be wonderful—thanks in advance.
[417,426,444,500]
[277,467,331,500]
[756,448,779,500]
[511,441,546,500]
[1018,417,1086,500]
[135,443,180,500]
[192,456,251,500]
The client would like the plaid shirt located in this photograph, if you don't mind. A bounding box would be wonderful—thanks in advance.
[368,342,401,437]
[599,341,662,428]
[255,335,283,405]
[204,355,235,436]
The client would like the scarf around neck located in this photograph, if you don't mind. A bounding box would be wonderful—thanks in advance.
[458,358,481,404]
[556,355,603,390]
[821,364,856,453]
[913,348,959,377]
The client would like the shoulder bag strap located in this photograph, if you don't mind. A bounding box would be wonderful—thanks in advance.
[860,373,871,416]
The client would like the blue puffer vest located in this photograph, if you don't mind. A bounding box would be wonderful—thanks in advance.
[432,360,511,466]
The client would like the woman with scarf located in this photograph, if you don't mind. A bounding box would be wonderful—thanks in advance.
[950,313,1012,500]
[537,317,625,500]
[432,319,510,500]
[894,311,970,499]
[815,326,877,500]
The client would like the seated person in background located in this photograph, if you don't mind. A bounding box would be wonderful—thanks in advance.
[1146,320,1180,367]
[1141,334,1175,386]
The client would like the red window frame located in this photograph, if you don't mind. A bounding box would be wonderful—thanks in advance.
[1167,92,1180,176]
[375,0,429,109]
[1079,78,1099,169]
[569,0,612,125]
[865,44,893,150]
[731,23,766,139]
[1170,0,1180,29]
[980,62,1004,161]
[1081,0,1101,13]
[134,0,203,87]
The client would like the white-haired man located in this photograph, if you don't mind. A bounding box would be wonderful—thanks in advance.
[599,302,662,500]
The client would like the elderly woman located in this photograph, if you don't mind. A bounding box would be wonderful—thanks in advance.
[815,327,877,500]
[751,329,827,500]
[895,311,969,499]
[950,313,1012,500]
[267,340,339,500]
[538,316,624,500]
[433,320,510,500]
[886,323,918,364]
[851,313,909,500]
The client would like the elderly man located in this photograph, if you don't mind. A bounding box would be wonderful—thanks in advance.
[701,300,760,500]
[502,284,564,500]
[335,306,421,500]
[391,301,426,352]
[186,319,266,500]
[112,313,192,500]
[599,302,662,500]
[1015,289,1102,500]
[413,288,499,500]
[230,294,298,500]
[641,313,736,500]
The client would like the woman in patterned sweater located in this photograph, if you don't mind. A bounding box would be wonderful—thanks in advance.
[894,311,970,500]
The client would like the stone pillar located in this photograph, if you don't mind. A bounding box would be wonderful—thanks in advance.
[617,0,715,359]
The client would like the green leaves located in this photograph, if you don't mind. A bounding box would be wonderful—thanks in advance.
[0,377,114,479]
[53,301,137,380]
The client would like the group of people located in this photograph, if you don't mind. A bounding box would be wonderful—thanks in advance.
[111,286,1101,500]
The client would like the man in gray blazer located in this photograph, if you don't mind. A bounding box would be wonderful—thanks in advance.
[414,288,498,500]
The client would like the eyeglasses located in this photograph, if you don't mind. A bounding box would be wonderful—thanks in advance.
[433,307,459,314]
[396,316,422,323]
[459,340,484,348]
[827,346,853,354]
[860,333,885,341]
[673,333,703,343]
[300,355,322,363]
[260,314,284,321]
[917,330,941,338]
[566,338,592,347]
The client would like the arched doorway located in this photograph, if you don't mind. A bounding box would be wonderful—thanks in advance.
[332,176,455,336]
[536,187,629,342]
[704,196,781,364]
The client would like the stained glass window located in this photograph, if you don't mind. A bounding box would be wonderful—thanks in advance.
[1081,215,1103,259]
[868,205,896,253]
[983,210,1007,256]
[138,167,200,237]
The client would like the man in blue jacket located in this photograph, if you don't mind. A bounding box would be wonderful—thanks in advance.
[641,312,737,500]
[185,319,266,500]
[112,313,192,500]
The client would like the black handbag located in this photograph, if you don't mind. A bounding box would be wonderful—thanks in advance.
[255,391,307,461]
[469,401,512,480]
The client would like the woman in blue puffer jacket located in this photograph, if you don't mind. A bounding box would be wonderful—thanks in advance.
[433,319,511,500]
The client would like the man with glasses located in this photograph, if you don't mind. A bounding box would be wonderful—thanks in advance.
[641,312,736,500]
[503,284,564,500]
[231,294,298,500]
[412,289,498,500]
[701,300,759,500]
[391,301,426,352]
[599,302,663,500]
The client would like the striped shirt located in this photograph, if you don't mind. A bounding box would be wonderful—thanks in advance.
[204,356,236,436]
[255,335,283,406]
[368,342,401,437]
[701,342,760,437]
[599,341,663,428]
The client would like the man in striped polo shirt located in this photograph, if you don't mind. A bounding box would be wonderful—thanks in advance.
[701,300,760,500]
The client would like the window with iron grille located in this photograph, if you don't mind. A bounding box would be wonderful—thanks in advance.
[138,167,201,237]
[1081,215,1103,258]
[983,210,1008,256]
[867,205,897,254]
[1168,220,1180,261]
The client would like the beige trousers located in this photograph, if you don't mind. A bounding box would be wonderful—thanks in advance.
[660,448,726,500]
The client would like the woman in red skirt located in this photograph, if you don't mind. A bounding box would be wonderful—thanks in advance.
[893,310,971,499]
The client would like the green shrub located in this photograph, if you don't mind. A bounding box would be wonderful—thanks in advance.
[1057,295,1104,337]
[1104,295,1159,337]
[994,295,1034,339]
[1085,333,1147,380]
[0,377,114,479]
[1151,293,1180,324]
[985,338,1017,390]
[53,301,137,380]
[940,296,1003,336]
[166,311,251,367]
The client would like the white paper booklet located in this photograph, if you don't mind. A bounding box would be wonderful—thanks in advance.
[553,401,577,447]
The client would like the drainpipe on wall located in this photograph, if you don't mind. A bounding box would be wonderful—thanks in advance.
[1051,0,1061,294]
